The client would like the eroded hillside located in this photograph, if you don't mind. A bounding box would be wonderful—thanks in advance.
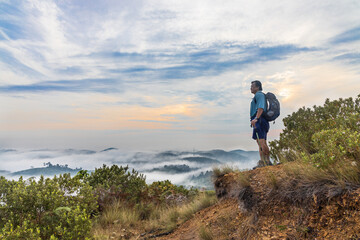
[155,164,360,239]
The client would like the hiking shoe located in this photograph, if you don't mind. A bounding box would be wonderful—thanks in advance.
[253,159,273,169]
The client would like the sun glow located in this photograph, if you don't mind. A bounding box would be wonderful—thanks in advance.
[279,88,290,98]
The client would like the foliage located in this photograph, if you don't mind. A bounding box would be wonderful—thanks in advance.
[77,165,147,209]
[147,180,198,204]
[1,164,207,239]
[0,174,97,239]
[1,219,41,240]
[302,128,360,169]
[270,94,360,165]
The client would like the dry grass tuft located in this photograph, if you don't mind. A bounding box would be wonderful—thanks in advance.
[92,191,217,239]
[264,161,360,209]
[97,201,140,228]
[237,212,258,240]
[235,171,251,187]
[212,164,240,179]
[198,224,214,240]
[145,191,217,235]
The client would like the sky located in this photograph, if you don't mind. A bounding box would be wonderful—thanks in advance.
[0,0,360,152]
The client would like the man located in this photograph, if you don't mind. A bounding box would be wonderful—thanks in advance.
[250,80,272,166]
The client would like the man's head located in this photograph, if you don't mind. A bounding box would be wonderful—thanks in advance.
[251,80,262,94]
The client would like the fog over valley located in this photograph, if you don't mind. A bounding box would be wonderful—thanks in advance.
[0,148,258,189]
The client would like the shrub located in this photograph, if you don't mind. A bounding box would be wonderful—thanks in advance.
[270,94,360,184]
[303,128,360,169]
[270,94,360,163]
[0,174,97,239]
[0,219,41,239]
[147,180,198,204]
[79,165,147,209]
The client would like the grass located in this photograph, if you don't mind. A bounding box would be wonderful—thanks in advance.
[97,201,140,228]
[92,190,218,239]
[213,164,251,188]
[265,170,279,189]
[235,171,251,187]
[212,164,240,178]
[282,155,360,187]
[275,225,287,231]
[153,191,218,232]
[237,212,258,239]
[198,224,214,240]
[273,133,360,186]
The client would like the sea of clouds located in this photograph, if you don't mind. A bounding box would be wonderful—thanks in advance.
[0,148,259,186]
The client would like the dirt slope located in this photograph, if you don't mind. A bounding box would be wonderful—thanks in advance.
[156,164,360,239]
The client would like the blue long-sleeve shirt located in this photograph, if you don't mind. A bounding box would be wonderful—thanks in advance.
[250,91,266,118]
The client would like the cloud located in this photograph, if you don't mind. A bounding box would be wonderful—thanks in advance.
[0,49,43,78]
[0,0,360,152]
[0,78,123,93]
[330,26,360,45]
[0,1,28,40]
[333,53,360,64]
[0,148,258,186]
[0,43,313,94]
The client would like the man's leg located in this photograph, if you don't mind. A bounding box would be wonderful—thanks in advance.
[257,138,271,165]
[255,139,264,165]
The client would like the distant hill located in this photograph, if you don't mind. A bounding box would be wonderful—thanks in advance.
[0,149,16,153]
[155,151,178,158]
[12,162,82,177]
[182,156,220,164]
[0,170,10,176]
[63,149,96,155]
[100,147,118,152]
[190,170,213,189]
[229,149,258,158]
[151,164,199,174]
[153,149,258,163]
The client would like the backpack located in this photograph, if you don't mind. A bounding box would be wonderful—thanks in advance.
[255,92,280,122]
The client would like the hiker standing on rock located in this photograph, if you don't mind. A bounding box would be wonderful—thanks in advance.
[250,80,272,166]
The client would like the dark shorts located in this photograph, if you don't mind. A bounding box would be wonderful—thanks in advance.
[251,116,270,140]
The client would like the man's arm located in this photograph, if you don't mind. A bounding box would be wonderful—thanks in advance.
[251,108,263,127]
[256,108,263,119]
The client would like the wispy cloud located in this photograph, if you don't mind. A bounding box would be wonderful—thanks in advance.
[0,49,44,78]
[0,78,123,93]
[333,53,360,64]
[0,43,313,93]
[330,26,360,44]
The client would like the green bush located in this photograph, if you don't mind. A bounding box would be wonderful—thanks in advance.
[1,219,41,240]
[0,164,202,239]
[302,128,360,168]
[78,165,147,209]
[147,180,198,204]
[270,94,360,164]
[0,174,97,239]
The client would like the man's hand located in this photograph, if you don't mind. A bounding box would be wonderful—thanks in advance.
[251,118,257,128]
[251,108,263,128]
